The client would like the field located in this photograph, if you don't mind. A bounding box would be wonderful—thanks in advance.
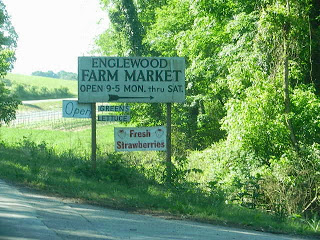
[3,73,77,100]
[0,124,115,155]
[5,73,78,95]
[18,99,68,112]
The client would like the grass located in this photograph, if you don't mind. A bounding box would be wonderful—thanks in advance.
[0,125,319,238]
[4,73,78,96]
[18,100,70,112]
[0,124,116,155]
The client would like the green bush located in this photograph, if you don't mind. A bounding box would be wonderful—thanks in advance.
[185,140,320,220]
[262,144,320,217]
[11,83,74,100]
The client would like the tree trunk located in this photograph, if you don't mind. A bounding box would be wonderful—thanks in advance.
[283,0,299,153]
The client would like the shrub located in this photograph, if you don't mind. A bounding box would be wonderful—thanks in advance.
[261,144,320,217]
[11,83,74,100]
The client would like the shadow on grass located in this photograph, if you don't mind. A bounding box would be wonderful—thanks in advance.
[22,104,44,110]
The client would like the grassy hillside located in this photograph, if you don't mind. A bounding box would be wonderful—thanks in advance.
[5,73,78,94]
[3,73,77,100]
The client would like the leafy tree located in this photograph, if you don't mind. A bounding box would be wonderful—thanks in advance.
[0,1,19,125]
[32,70,58,78]
[0,81,19,124]
[96,0,320,215]
[31,70,77,80]
[56,70,77,80]
[98,0,145,56]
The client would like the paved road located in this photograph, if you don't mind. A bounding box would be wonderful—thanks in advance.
[0,180,312,240]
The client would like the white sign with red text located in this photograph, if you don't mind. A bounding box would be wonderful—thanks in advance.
[114,126,166,152]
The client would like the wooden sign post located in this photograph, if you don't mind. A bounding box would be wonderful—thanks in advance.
[91,103,97,172]
[166,103,172,183]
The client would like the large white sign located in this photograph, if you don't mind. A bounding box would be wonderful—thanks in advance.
[78,57,185,103]
[62,100,91,118]
[114,126,166,152]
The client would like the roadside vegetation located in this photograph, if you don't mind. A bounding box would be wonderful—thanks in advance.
[0,124,319,237]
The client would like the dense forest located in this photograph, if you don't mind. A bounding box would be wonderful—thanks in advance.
[96,0,320,218]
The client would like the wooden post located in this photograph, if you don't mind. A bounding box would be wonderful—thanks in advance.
[91,103,97,172]
[166,103,172,184]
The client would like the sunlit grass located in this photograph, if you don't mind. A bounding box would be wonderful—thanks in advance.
[0,123,117,155]
[18,100,66,112]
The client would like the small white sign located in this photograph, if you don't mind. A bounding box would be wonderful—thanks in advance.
[98,115,130,122]
[114,126,166,152]
[63,100,91,118]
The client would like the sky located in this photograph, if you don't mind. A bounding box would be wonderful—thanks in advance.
[3,0,109,75]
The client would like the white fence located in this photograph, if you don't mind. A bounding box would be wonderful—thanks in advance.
[6,110,63,127]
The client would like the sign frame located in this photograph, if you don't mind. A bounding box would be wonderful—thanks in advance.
[78,57,185,103]
[114,126,167,152]
[62,100,91,118]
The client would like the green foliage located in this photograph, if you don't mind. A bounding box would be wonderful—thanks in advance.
[0,1,19,125]
[3,73,75,101]
[32,70,58,79]
[31,70,77,80]
[95,0,320,223]
[145,0,194,56]
[98,0,145,56]
[262,144,320,217]
[10,82,73,100]
[291,85,320,144]
[0,80,20,124]
[4,73,78,96]
[185,141,320,221]
[222,83,289,160]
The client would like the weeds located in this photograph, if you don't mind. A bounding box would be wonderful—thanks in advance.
[304,214,320,232]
